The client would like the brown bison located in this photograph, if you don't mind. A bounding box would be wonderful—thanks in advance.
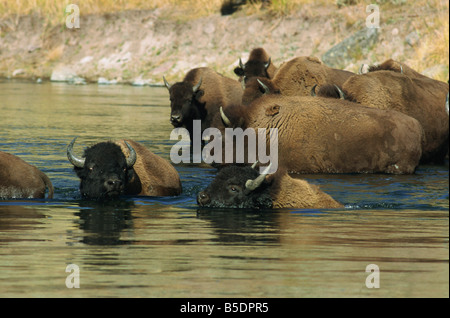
[336,69,449,164]
[240,56,354,105]
[234,47,277,84]
[220,93,424,174]
[164,67,243,141]
[197,164,342,209]
[272,56,354,96]
[67,138,181,200]
[0,151,54,199]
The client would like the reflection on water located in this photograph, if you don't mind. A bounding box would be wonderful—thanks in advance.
[0,80,448,298]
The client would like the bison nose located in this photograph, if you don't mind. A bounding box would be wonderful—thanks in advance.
[104,178,123,191]
[197,191,210,206]
[171,114,181,122]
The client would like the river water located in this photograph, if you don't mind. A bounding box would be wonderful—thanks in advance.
[0,80,448,298]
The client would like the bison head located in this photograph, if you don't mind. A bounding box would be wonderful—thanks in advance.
[234,57,272,84]
[67,137,137,200]
[197,164,273,209]
[163,76,204,128]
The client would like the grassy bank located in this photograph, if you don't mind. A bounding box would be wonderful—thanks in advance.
[0,0,448,82]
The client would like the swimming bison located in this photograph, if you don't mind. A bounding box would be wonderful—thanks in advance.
[67,137,181,200]
[0,151,54,199]
[197,164,343,209]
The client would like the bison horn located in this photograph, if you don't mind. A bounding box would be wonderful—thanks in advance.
[220,107,232,127]
[334,85,345,99]
[193,77,202,93]
[310,84,317,96]
[257,79,270,95]
[245,163,272,192]
[239,58,245,70]
[358,64,369,74]
[264,57,271,70]
[251,161,259,169]
[67,137,85,168]
[445,93,449,116]
[163,76,171,90]
[124,141,137,168]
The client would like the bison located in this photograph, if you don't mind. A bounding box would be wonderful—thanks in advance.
[335,69,449,164]
[0,151,54,199]
[234,47,277,84]
[269,56,354,97]
[67,137,181,200]
[220,93,424,174]
[197,164,343,209]
[239,56,354,105]
[164,67,243,142]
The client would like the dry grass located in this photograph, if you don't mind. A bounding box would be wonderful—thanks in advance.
[0,0,448,80]
[0,0,224,25]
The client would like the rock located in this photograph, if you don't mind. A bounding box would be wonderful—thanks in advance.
[12,69,25,76]
[98,77,118,85]
[405,31,420,46]
[68,76,86,85]
[321,28,379,68]
[50,66,77,82]
[80,56,94,64]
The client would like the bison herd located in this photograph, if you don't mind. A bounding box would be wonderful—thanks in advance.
[1,47,448,210]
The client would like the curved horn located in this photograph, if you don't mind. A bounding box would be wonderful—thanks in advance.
[193,77,202,93]
[163,76,171,90]
[264,57,271,70]
[251,161,259,169]
[245,163,272,192]
[239,58,245,70]
[359,63,369,74]
[257,79,270,95]
[334,85,345,100]
[124,141,137,168]
[67,137,85,168]
[310,84,317,96]
[220,106,232,127]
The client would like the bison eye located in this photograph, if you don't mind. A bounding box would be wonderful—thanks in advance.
[88,167,94,172]
[229,185,240,193]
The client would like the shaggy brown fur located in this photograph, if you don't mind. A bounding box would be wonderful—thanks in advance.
[341,70,449,164]
[222,94,424,174]
[0,151,54,199]
[115,140,182,196]
[268,171,343,209]
[270,56,354,97]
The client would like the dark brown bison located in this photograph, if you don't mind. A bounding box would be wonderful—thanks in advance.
[0,151,54,199]
[67,138,181,200]
[336,69,449,164]
[234,47,277,84]
[197,164,342,209]
[220,93,424,174]
[164,67,243,141]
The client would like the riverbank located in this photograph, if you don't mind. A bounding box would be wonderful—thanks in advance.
[0,1,448,85]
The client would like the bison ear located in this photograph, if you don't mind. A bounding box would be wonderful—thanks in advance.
[265,104,280,117]
[234,67,245,77]
[194,89,204,100]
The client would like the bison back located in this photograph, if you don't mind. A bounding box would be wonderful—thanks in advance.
[115,140,181,196]
[248,95,423,174]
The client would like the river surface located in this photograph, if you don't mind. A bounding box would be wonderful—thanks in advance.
[0,80,448,298]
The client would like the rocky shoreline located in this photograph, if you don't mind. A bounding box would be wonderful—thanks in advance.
[0,3,448,85]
